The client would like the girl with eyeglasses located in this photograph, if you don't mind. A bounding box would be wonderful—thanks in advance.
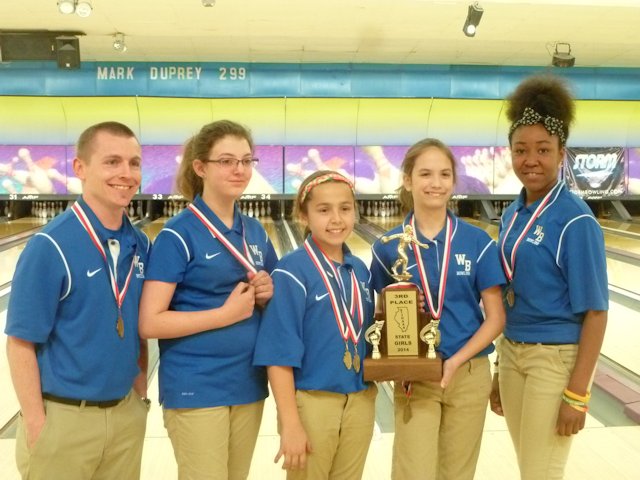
[140,120,278,480]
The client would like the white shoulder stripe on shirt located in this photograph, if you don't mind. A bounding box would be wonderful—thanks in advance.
[477,239,494,263]
[36,232,72,301]
[140,230,151,253]
[272,268,307,295]
[160,228,191,262]
[556,214,598,267]
[372,246,394,280]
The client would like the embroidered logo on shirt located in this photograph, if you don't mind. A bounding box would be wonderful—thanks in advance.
[248,244,264,265]
[315,292,330,301]
[526,224,545,246]
[455,254,472,276]
[86,268,102,278]
[360,281,372,303]
[134,255,145,279]
[205,252,221,260]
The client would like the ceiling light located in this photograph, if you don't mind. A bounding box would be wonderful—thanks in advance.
[462,2,484,37]
[202,0,216,6]
[112,33,127,53]
[552,43,575,68]
[57,0,75,14]
[75,1,92,17]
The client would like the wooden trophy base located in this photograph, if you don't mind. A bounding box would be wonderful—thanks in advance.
[363,354,443,382]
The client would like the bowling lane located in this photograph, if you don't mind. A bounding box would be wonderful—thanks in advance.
[599,218,640,236]
[0,244,26,286]
[0,217,46,241]
[140,217,170,242]
[260,217,283,257]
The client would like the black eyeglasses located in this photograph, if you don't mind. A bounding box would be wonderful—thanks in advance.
[204,157,259,169]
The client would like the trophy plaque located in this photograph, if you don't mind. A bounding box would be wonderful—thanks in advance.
[364,225,443,382]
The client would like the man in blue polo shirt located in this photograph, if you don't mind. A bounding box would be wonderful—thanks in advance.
[5,121,151,480]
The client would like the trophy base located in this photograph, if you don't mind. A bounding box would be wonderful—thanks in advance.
[363,354,443,382]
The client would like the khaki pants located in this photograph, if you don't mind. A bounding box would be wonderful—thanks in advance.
[16,390,148,480]
[163,400,264,480]
[499,340,580,480]
[392,356,491,480]
[287,385,377,480]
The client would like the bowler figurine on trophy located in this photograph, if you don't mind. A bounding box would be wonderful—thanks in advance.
[364,224,443,382]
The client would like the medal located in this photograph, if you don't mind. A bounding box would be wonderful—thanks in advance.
[343,344,353,370]
[353,351,361,373]
[116,315,124,338]
[410,214,452,351]
[499,184,558,302]
[305,238,365,375]
[505,286,515,308]
[72,202,135,340]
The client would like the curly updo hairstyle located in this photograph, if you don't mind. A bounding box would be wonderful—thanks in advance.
[506,75,575,147]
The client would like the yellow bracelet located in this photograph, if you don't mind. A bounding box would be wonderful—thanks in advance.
[564,388,590,403]
[566,402,588,413]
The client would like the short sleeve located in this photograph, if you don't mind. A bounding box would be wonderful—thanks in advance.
[370,241,394,293]
[145,228,191,283]
[6,235,68,343]
[475,238,507,292]
[559,215,608,313]
[253,267,307,368]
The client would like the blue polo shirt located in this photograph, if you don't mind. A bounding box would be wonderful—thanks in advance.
[146,195,278,408]
[370,212,505,359]
[498,182,608,343]
[253,240,374,394]
[6,197,150,401]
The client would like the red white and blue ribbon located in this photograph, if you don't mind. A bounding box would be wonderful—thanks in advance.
[410,213,453,320]
[188,203,257,275]
[72,202,135,312]
[499,186,555,282]
[304,237,364,344]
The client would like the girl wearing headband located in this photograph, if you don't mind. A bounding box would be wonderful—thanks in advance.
[370,138,506,480]
[491,75,608,479]
[254,170,376,479]
[139,120,278,480]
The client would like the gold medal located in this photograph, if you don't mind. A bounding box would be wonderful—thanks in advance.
[353,351,361,373]
[116,316,124,338]
[343,344,353,370]
[506,287,515,308]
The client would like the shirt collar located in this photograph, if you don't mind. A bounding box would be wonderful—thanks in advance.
[515,180,564,213]
[193,194,243,234]
[402,210,457,244]
[77,196,134,247]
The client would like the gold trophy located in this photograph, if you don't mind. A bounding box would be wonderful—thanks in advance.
[364,225,443,382]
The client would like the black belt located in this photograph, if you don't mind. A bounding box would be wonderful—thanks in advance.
[43,393,124,408]
[504,337,575,346]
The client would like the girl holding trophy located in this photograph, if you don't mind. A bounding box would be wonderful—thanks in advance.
[370,138,506,480]
[254,170,377,479]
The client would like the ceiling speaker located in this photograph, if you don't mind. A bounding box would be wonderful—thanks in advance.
[55,36,80,69]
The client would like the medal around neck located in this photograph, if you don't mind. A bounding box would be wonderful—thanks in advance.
[364,225,443,382]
